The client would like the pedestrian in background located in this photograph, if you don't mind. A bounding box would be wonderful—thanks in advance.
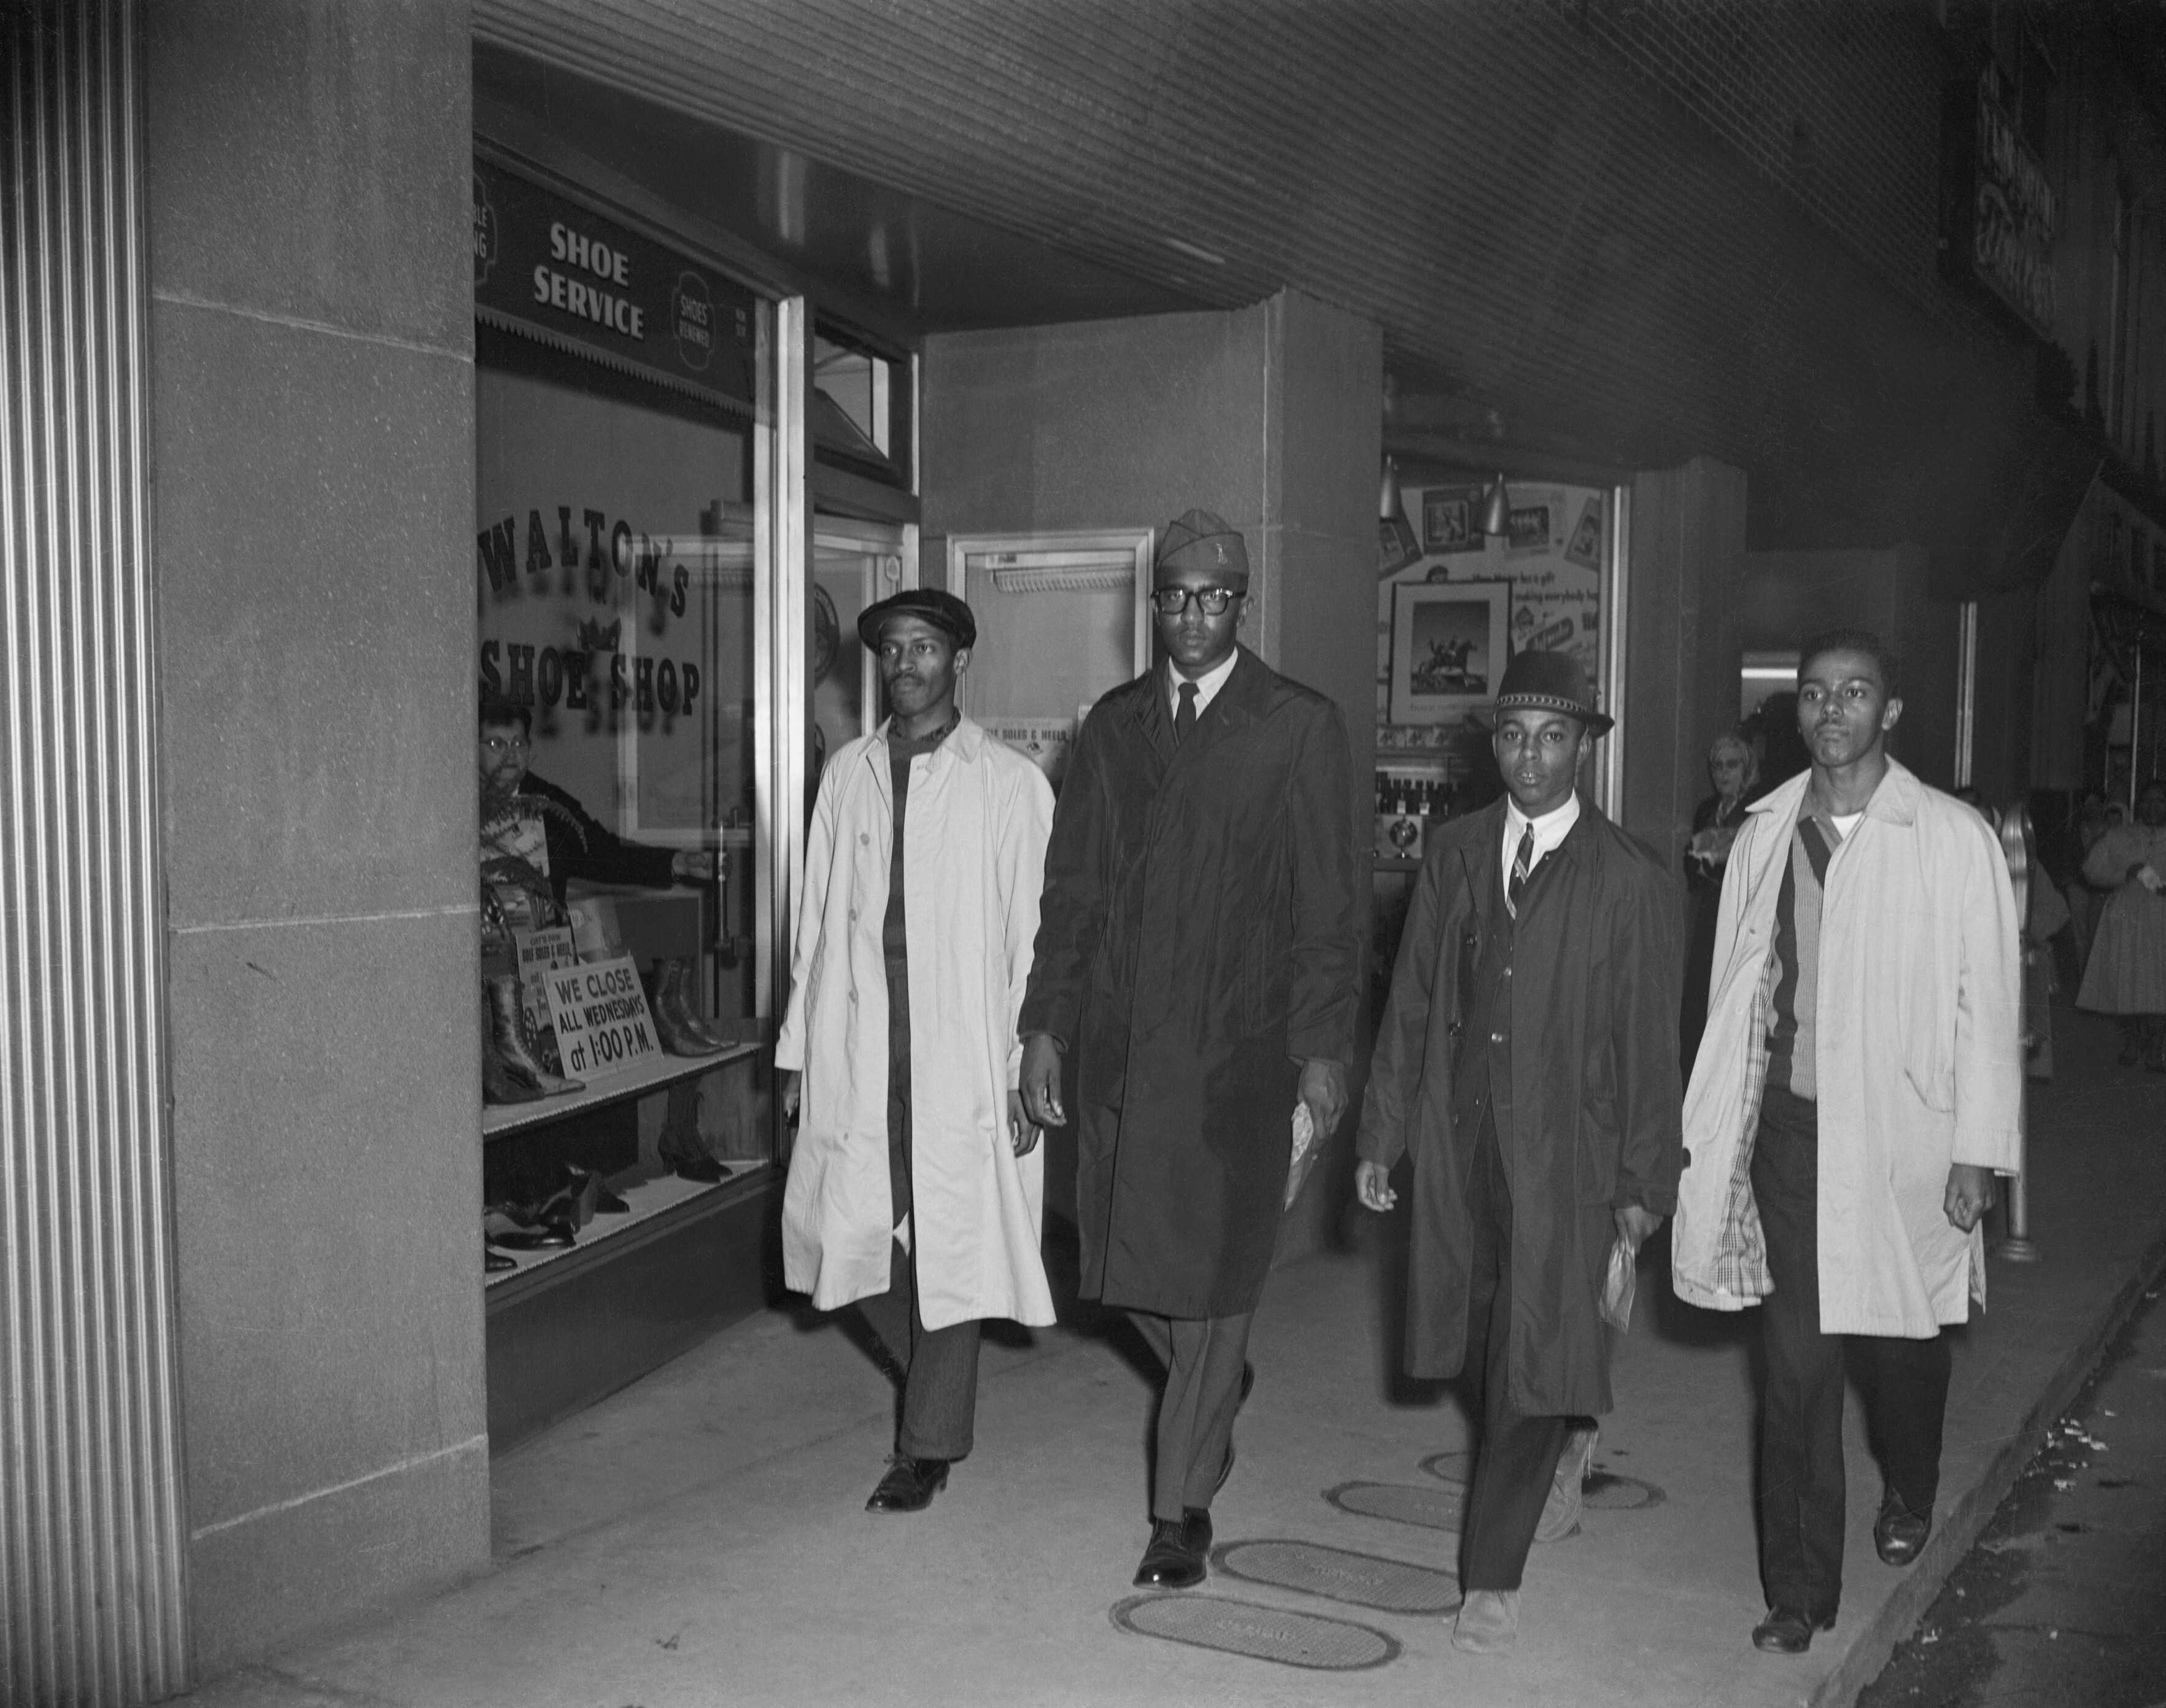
[1682,730,1760,1067]
[2076,778,2166,1069]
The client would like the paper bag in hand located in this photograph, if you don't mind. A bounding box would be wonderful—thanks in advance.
[1598,1235,1637,1331]
[1285,1102,1317,1210]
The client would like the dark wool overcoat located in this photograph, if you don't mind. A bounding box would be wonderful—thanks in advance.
[1019,647,1361,1318]
[1355,797,1683,1415]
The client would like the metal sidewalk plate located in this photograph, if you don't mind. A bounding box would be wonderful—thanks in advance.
[1213,1538,1460,1614]
[1112,1593,1400,1671]
[1583,1470,1665,1510]
[1417,1454,1666,1513]
[1324,1478,1465,1532]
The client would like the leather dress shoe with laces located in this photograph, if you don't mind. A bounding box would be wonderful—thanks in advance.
[865,1456,949,1513]
[1874,1491,1932,1566]
[1133,1508,1212,1588]
[1752,1608,1836,1654]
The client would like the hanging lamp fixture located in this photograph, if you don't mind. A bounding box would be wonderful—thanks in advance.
[1379,455,1406,522]
[1479,471,1513,536]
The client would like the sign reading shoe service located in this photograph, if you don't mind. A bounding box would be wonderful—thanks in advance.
[474,153,761,415]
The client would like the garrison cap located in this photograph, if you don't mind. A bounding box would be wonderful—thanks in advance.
[1155,509,1250,585]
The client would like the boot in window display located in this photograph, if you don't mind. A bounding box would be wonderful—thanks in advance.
[486,972,585,1096]
[643,958,728,1057]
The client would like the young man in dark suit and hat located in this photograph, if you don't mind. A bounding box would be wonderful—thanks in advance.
[1355,651,1682,1655]
[1019,508,1362,1591]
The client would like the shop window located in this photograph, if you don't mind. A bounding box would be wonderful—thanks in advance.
[1373,475,1621,845]
[1367,471,1626,975]
[813,325,911,487]
[471,150,783,1286]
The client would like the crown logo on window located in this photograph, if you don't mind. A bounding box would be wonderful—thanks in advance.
[577,618,621,652]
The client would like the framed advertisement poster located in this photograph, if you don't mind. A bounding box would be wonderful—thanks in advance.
[1421,487,1482,555]
[1389,580,1510,725]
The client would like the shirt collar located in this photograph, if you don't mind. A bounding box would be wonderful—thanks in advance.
[1506,790,1581,854]
[1168,647,1239,713]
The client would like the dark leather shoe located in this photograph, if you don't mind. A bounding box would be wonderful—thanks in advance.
[865,1456,949,1513]
[672,1153,725,1184]
[1874,1492,1931,1566]
[565,1163,630,1214]
[484,1243,516,1273]
[1133,1508,1212,1588]
[1752,1608,1835,1653]
[487,1219,575,1251]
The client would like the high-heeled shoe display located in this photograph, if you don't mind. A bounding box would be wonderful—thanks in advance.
[563,1162,630,1214]
[656,957,733,1051]
[643,960,725,1057]
[487,1221,576,1251]
[482,989,547,1105]
[485,973,586,1095]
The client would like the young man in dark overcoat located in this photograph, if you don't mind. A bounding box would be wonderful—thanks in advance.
[1355,651,1682,1655]
[1018,508,1361,1591]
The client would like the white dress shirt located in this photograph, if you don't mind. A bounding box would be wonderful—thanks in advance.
[1502,792,1581,897]
[1168,647,1240,721]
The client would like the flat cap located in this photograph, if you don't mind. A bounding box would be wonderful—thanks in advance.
[856,587,977,651]
[1155,508,1250,584]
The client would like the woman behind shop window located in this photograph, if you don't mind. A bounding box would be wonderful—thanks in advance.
[2076,778,2166,1069]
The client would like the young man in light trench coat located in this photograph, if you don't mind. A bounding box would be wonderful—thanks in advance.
[1672,627,2022,1656]
[776,587,1056,1513]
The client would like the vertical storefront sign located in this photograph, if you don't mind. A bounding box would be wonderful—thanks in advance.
[1939,69,2056,339]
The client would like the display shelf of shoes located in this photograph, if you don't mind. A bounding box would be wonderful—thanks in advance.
[484,1157,768,1294]
[482,1043,764,1139]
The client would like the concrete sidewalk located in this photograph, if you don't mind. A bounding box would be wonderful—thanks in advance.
[182,1007,2166,1708]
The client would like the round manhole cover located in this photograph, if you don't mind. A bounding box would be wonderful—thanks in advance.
[1112,1593,1399,1670]
[1582,1470,1665,1510]
[1420,1454,1665,1513]
[1215,1539,1460,1614]
[1325,1479,1466,1532]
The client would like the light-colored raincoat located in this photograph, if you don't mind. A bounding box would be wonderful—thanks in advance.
[776,717,1056,1331]
[1673,761,2022,1335]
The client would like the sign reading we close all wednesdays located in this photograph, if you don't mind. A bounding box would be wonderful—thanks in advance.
[473,153,762,415]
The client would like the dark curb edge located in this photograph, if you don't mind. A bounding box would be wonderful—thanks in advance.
[1811,1219,2166,1708]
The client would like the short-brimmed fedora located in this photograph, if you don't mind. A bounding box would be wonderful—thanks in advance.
[1487,650,1614,735]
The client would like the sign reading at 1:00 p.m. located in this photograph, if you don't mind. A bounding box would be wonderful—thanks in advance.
[472,156,760,412]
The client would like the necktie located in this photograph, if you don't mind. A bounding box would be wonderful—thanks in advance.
[1174,681,1197,746]
[1508,824,1536,918]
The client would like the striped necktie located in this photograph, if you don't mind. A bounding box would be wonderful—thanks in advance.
[1174,681,1197,746]
[1507,824,1536,918]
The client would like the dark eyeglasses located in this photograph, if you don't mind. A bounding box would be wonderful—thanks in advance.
[1149,585,1241,617]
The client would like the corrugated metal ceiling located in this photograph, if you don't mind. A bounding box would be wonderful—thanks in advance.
[471,0,2046,555]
